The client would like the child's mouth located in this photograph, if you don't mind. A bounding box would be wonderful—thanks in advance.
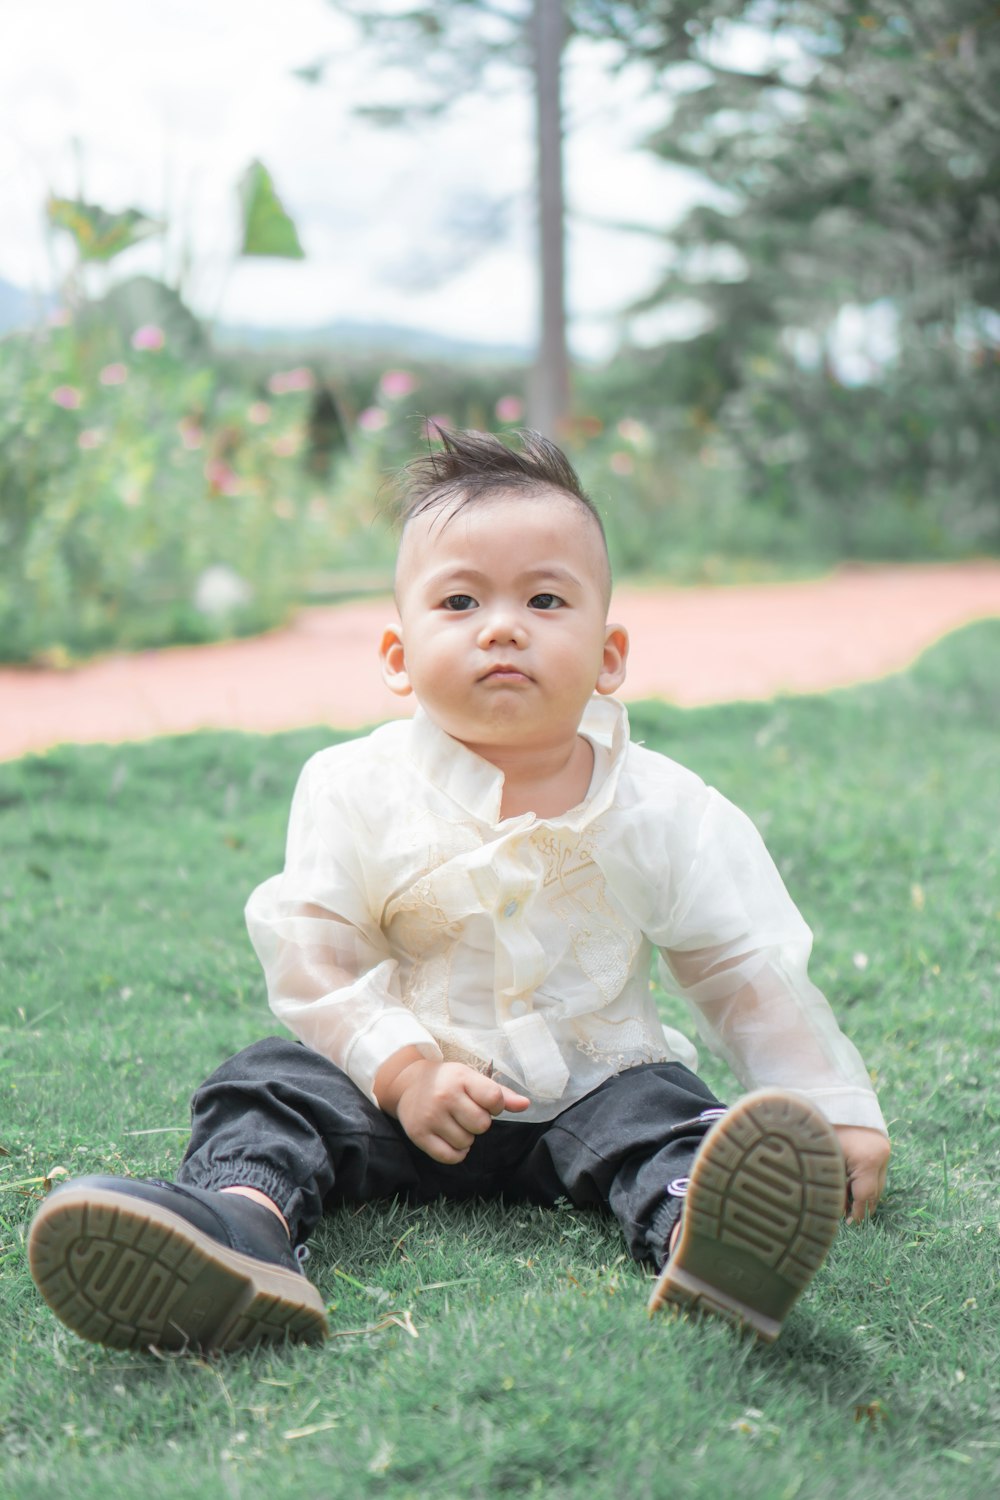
[481,665,531,683]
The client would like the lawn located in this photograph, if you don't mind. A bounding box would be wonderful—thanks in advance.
[2,622,998,1499]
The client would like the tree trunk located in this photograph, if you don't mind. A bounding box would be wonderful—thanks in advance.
[529,0,571,439]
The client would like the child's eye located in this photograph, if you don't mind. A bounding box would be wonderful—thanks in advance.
[529,593,563,610]
[442,594,477,611]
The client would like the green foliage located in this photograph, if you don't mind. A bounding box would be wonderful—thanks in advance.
[3,294,989,669]
[238,161,306,260]
[726,342,1000,554]
[0,287,548,660]
[91,275,210,360]
[324,1,1000,558]
[46,197,163,264]
[639,0,999,332]
[0,313,324,662]
[626,0,1000,541]
[1,624,999,1494]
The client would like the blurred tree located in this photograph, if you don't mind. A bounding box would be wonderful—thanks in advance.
[313,1,796,437]
[613,0,1000,548]
[317,2,707,436]
[85,274,209,359]
[315,2,997,546]
[317,2,571,434]
[631,0,1000,405]
[533,0,572,438]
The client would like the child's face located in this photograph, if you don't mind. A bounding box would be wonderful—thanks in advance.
[380,490,628,757]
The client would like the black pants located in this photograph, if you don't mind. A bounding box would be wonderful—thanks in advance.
[176,1038,725,1269]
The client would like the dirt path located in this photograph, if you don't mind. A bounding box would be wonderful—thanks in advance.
[2,561,998,762]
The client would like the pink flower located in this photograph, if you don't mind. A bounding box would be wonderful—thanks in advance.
[609,451,635,476]
[267,367,315,395]
[247,401,271,425]
[204,459,241,497]
[178,419,204,451]
[358,407,389,433]
[495,394,524,424]
[379,369,417,400]
[51,385,82,409]
[131,324,165,352]
[78,428,105,450]
[100,363,129,387]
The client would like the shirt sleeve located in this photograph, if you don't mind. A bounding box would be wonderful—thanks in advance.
[651,788,888,1135]
[245,753,442,1103]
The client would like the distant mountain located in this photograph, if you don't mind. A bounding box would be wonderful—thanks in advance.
[213,318,531,366]
[0,273,529,365]
[0,277,55,332]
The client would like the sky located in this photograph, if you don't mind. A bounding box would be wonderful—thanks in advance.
[2,0,706,360]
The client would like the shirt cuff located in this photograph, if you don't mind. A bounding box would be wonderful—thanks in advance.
[794,1086,889,1137]
[345,1012,444,1106]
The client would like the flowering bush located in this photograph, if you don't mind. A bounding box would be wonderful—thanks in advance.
[0,316,329,661]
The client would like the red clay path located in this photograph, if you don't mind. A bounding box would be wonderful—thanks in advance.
[1,562,998,762]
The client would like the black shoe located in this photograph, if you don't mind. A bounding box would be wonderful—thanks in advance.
[647,1089,845,1342]
[27,1175,328,1353]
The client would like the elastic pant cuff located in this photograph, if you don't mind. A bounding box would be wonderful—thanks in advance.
[175,1157,305,1241]
[647,1196,684,1270]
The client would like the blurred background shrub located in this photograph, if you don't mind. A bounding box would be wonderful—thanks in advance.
[3,2,998,663]
[0,309,315,661]
[3,286,997,666]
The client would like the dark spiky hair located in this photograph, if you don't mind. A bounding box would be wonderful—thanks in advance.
[389,425,606,542]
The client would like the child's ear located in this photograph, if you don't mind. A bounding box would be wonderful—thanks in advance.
[596,623,629,696]
[379,624,413,697]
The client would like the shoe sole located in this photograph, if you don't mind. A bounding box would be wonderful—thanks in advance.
[647,1089,845,1342]
[28,1185,328,1353]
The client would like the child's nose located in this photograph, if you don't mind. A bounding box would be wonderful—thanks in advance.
[476,605,527,648]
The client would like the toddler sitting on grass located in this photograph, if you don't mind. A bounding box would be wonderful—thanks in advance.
[28,427,890,1352]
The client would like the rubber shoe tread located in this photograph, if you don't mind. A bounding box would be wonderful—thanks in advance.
[647,1089,846,1341]
[28,1183,328,1353]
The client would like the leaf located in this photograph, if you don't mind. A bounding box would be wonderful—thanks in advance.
[46,197,163,263]
[325,1310,418,1341]
[283,1417,340,1442]
[238,161,305,260]
[291,55,332,86]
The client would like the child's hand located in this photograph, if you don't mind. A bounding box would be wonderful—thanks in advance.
[834,1125,890,1223]
[376,1052,530,1164]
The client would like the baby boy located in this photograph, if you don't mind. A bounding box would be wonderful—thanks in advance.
[28,427,890,1352]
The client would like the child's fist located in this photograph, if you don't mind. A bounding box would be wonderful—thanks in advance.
[376,1052,530,1164]
[834,1125,890,1223]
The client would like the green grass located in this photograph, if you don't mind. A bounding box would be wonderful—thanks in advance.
[2,622,998,1499]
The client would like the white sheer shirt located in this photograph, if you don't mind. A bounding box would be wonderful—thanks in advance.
[246,696,887,1134]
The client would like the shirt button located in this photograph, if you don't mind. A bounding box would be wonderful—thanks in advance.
[503,900,519,918]
[509,1000,528,1018]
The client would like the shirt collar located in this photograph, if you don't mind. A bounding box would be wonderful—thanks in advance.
[405,696,630,827]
